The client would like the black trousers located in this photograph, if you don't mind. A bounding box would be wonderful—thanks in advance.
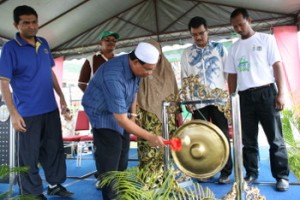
[16,109,66,195]
[192,105,233,177]
[239,84,289,180]
[92,128,130,200]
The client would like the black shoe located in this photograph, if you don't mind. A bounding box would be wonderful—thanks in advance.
[276,179,289,191]
[218,175,230,184]
[47,184,74,197]
[244,174,257,185]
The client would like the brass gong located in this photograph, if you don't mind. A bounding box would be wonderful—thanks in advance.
[172,120,229,178]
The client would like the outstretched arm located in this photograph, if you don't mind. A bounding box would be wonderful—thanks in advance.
[113,113,165,148]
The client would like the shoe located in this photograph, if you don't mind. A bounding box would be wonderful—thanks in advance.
[218,175,230,184]
[276,179,289,191]
[47,184,74,197]
[95,180,102,190]
[244,174,257,185]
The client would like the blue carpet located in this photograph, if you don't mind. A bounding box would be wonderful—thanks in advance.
[1,147,299,200]
[65,158,96,178]
[57,148,138,178]
[198,159,300,199]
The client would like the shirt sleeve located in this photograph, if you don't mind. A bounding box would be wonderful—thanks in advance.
[221,45,228,79]
[180,49,189,79]
[78,59,92,84]
[268,35,282,66]
[224,46,237,74]
[0,43,14,80]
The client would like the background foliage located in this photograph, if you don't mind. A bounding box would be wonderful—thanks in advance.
[282,108,300,179]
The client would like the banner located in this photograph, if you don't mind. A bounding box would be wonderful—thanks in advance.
[273,26,300,106]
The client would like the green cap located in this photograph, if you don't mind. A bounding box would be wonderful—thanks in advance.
[99,31,120,40]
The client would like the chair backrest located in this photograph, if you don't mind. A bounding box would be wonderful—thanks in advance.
[75,110,90,131]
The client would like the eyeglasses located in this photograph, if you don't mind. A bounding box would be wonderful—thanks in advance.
[191,30,207,37]
[102,38,118,43]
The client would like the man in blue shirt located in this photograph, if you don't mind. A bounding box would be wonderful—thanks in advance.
[0,5,73,199]
[82,42,166,200]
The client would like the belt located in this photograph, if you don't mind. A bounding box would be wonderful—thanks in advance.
[243,83,273,92]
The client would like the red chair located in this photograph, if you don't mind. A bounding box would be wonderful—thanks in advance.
[63,135,82,158]
[63,110,91,165]
[77,134,94,166]
[63,135,82,142]
[73,110,93,166]
[75,110,90,132]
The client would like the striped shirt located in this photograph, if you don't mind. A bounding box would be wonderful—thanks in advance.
[82,54,140,135]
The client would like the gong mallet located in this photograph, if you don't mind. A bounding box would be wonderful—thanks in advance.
[163,137,182,151]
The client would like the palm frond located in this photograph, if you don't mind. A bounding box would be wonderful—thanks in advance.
[0,165,28,180]
[99,167,218,200]
[282,108,300,179]
[0,165,34,200]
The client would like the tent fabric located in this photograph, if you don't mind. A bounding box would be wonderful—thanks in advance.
[273,26,300,105]
[0,0,299,59]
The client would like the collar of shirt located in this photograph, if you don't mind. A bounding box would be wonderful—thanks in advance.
[120,55,137,82]
[192,40,214,50]
[14,32,43,47]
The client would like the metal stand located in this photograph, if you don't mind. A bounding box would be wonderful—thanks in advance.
[223,94,265,200]
[0,100,16,194]
[231,94,246,200]
[162,101,171,170]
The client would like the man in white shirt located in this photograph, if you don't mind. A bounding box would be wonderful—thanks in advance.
[224,8,289,191]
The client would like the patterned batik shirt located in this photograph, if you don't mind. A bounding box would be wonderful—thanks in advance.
[180,41,228,109]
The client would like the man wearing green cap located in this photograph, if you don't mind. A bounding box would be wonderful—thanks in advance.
[78,31,120,92]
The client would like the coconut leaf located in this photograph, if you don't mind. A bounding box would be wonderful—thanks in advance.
[0,165,37,200]
[99,167,218,200]
[282,108,300,179]
[0,165,28,180]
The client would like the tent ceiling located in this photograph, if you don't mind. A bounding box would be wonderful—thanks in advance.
[0,0,299,59]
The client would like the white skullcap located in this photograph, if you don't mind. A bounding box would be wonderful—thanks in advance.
[135,42,159,64]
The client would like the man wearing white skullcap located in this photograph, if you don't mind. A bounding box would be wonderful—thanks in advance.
[82,42,164,200]
[134,42,159,64]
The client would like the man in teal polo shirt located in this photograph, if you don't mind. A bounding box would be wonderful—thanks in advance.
[0,5,73,199]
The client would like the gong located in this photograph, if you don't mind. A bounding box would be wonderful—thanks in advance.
[172,120,229,178]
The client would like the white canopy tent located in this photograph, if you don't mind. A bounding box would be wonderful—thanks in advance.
[0,0,299,59]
